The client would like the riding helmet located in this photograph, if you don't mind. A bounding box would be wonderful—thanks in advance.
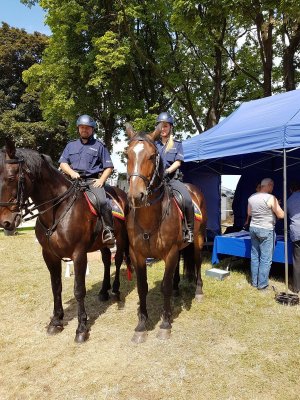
[156,112,174,125]
[76,114,96,128]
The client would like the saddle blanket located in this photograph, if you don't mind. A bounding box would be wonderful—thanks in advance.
[173,198,202,222]
[83,191,125,220]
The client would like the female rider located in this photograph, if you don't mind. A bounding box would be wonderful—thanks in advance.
[155,112,194,243]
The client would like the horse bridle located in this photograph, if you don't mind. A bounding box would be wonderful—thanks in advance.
[127,137,164,200]
[0,157,27,210]
[0,155,80,225]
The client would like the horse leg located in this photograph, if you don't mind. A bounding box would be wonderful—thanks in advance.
[111,247,123,300]
[194,234,204,302]
[131,259,148,344]
[73,253,89,343]
[43,249,64,335]
[99,247,112,301]
[157,250,179,340]
[173,255,181,297]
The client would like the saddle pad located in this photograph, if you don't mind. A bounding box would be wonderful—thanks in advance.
[83,191,125,220]
[106,192,125,220]
[173,198,202,222]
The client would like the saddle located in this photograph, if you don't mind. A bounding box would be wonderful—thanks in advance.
[83,185,125,220]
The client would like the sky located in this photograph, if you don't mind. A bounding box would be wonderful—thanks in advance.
[0,0,240,189]
[1,0,51,35]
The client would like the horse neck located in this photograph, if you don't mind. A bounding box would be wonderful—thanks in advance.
[133,191,166,227]
[30,162,71,209]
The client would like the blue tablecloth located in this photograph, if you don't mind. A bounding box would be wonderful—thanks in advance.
[212,231,292,265]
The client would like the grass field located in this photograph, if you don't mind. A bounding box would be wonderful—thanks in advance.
[0,231,299,400]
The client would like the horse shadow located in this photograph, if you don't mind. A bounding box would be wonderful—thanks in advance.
[144,272,197,331]
[60,266,136,330]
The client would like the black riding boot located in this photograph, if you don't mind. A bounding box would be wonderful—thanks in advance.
[185,204,194,244]
[101,203,115,247]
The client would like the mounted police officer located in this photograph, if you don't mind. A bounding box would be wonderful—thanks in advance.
[59,114,115,246]
[155,112,194,243]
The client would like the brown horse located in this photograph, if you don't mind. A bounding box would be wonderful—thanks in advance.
[125,125,207,343]
[0,140,130,342]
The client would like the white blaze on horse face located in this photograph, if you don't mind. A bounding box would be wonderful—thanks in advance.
[132,142,145,181]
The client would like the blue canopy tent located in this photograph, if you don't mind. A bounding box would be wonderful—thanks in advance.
[181,90,300,289]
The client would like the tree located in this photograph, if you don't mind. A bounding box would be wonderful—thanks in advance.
[0,23,65,161]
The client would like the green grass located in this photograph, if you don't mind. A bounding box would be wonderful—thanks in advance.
[0,231,299,400]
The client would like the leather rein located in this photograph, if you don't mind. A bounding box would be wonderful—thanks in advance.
[0,156,80,230]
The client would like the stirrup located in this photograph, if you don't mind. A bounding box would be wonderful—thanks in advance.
[102,228,115,245]
[185,231,194,244]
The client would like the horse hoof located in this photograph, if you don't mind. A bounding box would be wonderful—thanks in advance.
[111,291,121,301]
[195,293,204,303]
[98,292,110,302]
[75,331,89,343]
[131,331,147,344]
[47,324,63,335]
[156,328,171,340]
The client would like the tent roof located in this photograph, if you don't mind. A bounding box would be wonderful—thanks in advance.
[183,90,300,166]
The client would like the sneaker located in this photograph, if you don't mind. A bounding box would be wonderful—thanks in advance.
[257,285,270,291]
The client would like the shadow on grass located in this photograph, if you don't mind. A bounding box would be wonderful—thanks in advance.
[213,253,291,286]
[143,262,203,332]
[61,266,137,331]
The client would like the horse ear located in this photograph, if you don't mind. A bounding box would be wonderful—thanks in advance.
[5,138,16,160]
[125,123,136,139]
[148,122,162,141]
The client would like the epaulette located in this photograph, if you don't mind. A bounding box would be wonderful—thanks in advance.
[96,138,106,146]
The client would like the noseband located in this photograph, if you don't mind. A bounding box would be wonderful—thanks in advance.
[127,137,163,200]
[0,157,27,209]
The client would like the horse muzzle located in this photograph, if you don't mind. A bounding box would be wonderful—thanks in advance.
[0,211,21,231]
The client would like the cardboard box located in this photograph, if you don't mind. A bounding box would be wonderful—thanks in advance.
[205,268,230,280]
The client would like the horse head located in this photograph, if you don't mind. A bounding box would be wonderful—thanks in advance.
[0,139,33,230]
[125,123,164,207]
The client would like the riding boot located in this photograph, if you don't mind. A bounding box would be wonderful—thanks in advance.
[101,203,116,247]
[185,204,194,244]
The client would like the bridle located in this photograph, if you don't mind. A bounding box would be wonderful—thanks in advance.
[127,137,164,204]
[0,157,27,210]
[0,155,80,225]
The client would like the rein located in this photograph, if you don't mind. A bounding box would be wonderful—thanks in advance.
[0,155,81,230]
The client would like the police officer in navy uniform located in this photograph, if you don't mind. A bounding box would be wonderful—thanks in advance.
[155,112,194,243]
[59,114,115,246]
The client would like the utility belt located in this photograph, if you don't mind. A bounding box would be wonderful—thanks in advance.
[74,170,101,180]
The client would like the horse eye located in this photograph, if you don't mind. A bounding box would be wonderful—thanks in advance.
[8,176,15,182]
[149,154,156,161]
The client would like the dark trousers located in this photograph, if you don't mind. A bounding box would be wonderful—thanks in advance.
[170,178,194,231]
[292,240,300,292]
[86,181,114,231]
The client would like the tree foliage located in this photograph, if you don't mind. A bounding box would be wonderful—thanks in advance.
[0,23,66,160]
[17,0,300,153]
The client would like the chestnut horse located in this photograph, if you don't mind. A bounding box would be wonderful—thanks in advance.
[0,140,130,342]
[125,125,207,343]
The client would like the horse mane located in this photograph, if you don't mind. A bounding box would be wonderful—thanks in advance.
[0,146,55,180]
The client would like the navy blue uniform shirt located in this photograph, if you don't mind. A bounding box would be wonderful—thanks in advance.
[59,136,114,178]
[155,139,184,169]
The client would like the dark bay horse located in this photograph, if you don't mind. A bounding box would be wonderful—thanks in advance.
[0,140,130,342]
[125,125,207,343]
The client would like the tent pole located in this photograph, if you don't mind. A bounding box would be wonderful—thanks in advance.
[283,148,289,293]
